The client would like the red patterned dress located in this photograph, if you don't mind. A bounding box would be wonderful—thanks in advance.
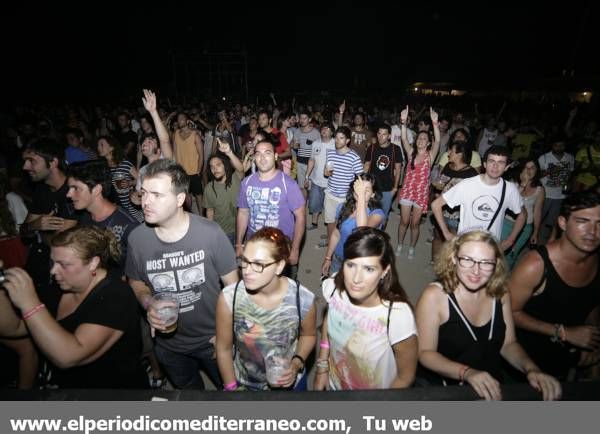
[399,153,431,213]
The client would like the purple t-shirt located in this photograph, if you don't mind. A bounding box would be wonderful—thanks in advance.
[237,171,305,240]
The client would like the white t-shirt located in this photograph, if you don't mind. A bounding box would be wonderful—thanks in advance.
[537,152,575,200]
[322,278,417,390]
[5,192,28,233]
[309,139,335,187]
[442,175,523,239]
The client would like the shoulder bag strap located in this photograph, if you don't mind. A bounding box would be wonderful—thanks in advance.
[487,179,506,231]
[231,280,242,359]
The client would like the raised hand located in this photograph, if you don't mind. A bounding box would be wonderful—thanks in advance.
[142,89,157,113]
[339,100,346,113]
[430,107,439,123]
[217,138,232,155]
[400,105,409,124]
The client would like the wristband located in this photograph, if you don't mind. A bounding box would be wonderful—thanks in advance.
[291,354,305,371]
[320,340,330,349]
[223,381,238,391]
[324,257,332,261]
[22,303,46,320]
[459,365,471,383]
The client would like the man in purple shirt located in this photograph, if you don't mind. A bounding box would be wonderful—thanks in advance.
[237,138,306,278]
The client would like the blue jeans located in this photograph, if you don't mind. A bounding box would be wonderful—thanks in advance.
[501,219,533,269]
[308,184,326,215]
[380,190,395,218]
[154,343,222,390]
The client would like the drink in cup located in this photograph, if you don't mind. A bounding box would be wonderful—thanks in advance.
[325,161,335,175]
[152,293,179,333]
[264,348,290,387]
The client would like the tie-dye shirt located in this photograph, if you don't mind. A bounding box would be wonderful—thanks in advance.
[222,277,314,390]
[322,278,417,390]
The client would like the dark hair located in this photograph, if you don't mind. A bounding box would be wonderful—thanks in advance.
[448,128,471,144]
[208,151,235,194]
[97,135,124,164]
[247,227,291,262]
[410,131,433,170]
[417,116,432,129]
[483,145,510,162]
[143,159,189,195]
[335,126,352,141]
[67,159,113,199]
[65,128,84,140]
[336,174,382,229]
[24,139,66,171]
[506,158,542,188]
[377,123,391,135]
[334,227,410,305]
[560,190,600,219]
[449,140,472,165]
[51,225,121,269]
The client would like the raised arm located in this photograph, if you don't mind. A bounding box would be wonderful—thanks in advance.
[400,105,412,157]
[217,139,244,175]
[142,89,173,159]
[430,107,441,161]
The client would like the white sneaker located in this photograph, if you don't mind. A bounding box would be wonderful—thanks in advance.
[395,245,404,256]
[408,247,416,259]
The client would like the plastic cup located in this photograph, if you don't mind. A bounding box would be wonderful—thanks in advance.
[152,293,179,333]
[264,350,290,387]
[326,161,335,173]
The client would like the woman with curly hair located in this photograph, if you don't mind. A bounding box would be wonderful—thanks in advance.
[415,230,561,400]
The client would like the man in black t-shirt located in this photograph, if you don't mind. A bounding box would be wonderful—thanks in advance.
[364,124,402,219]
[21,140,79,313]
[67,160,139,273]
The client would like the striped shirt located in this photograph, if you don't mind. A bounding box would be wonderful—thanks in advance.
[325,149,363,198]
[293,127,321,164]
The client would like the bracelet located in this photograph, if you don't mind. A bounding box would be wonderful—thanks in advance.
[291,354,305,371]
[551,323,565,343]
[324,257,332,262]
[22,303,46,320]
[316,359,330,370]
[559,324,567,342]
[223,381,238,391]
[458,365,471,383]
[320,340,330,349]
[235,243,244,247]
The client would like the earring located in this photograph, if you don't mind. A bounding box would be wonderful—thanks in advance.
[92,270,97,277]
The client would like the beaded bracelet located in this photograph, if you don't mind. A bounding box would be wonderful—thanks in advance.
[319,340,330,349]
[223,381,238,391]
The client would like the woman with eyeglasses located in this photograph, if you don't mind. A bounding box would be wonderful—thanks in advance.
[415,230,561,400]
[314,227,418,391]
[215,227,316,391]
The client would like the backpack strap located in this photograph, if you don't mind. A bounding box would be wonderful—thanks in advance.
[386,300,394,344]
[231,280,243,359]
[487,179,506,231]
[295,279,302,340]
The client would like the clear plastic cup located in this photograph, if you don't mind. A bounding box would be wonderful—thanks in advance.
[152,293,179,333]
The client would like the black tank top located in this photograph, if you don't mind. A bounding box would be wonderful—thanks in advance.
[517,245,600,379]
[422,292,506,385]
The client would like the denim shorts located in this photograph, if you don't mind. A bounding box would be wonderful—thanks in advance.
[308,184,326,214]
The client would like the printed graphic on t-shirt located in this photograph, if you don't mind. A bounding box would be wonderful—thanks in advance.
[145,249,206,310]
[247,186,282,230]
[353,132,366,145]
[545,162,571,188]
[376,154,391,171]
[471,195,499,221]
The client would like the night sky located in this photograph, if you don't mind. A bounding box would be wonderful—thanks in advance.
[2,1,598,102]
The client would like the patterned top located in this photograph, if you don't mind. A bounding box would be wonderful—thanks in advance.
[399,153,431,213]
[222,278,314,390]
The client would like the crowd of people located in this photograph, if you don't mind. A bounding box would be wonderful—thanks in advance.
[0,89,599,400]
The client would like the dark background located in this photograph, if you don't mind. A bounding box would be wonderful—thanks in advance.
[2,1,598,102]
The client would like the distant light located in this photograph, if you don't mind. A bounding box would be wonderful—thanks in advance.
[583,92,588,96]
[414,87,418,91]
[222,97,226,101]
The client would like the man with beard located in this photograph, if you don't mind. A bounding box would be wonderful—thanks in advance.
[510,190,600,380]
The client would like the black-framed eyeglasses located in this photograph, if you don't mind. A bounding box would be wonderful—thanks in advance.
[237,257,278,273]
[456,256,496,272]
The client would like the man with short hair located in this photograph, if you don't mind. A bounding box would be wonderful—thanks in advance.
[67,159,138,271]
[510,190,600,380]
[364,124,402,219]
[349,112,374,161]
[236,138,305,278]
[21,140,80,312]
[538,135,575,243]
[126,159,238,390]
[322,127,364,244]
[432,145,527,251]
[292,111,321,199]
[305,123,336,230]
